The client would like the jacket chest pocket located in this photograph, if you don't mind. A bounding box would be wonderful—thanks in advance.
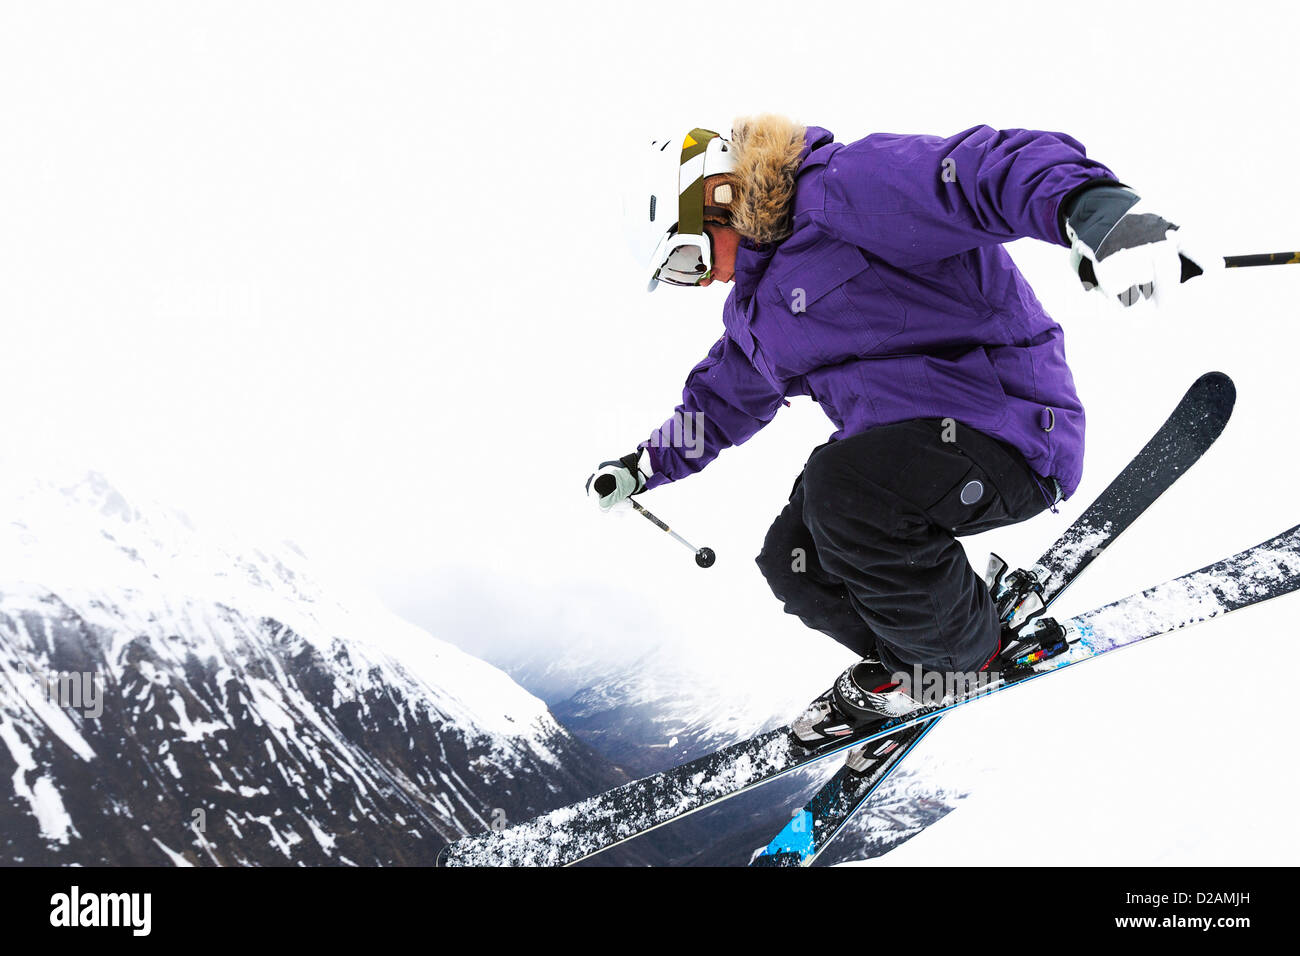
[772,243,907,358]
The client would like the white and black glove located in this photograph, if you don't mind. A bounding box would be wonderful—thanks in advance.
[585,450,649,511]
[1064,183,1219,307]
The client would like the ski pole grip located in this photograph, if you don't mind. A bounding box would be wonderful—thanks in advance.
[593,474,616,497]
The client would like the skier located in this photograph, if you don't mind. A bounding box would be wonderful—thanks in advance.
[587,115,1216,747]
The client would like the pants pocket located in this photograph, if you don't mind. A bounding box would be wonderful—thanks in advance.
[925,460,1007,534]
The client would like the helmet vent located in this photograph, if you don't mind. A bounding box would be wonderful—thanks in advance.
[649,195,657,222]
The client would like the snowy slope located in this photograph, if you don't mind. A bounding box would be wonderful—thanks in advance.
[0,468,622,865]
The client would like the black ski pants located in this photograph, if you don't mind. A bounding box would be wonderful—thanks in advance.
[756,419,1053,675]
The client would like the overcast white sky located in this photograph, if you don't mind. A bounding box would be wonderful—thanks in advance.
[3,1,1299,702]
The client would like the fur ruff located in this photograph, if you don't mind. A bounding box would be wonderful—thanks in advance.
[727,114,808,246]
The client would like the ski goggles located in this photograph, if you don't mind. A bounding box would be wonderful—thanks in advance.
[652,230,714,287]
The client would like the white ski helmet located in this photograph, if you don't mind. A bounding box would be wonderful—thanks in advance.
[624,128,738,291]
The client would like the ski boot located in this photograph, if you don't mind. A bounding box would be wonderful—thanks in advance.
[790,659,923,750]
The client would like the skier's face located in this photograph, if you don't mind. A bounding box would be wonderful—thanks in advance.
[698,224,740,286]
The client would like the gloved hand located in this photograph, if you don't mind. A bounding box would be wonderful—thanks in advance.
[1065,184,1219,307]
[585,451,648,511]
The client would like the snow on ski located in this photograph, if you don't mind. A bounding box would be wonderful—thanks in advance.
[440,517,1300,867]
[749,370,1235,866]
[1019,371,1236,611]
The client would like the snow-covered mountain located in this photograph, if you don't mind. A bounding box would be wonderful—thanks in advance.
[545,648,795,776]
[0,469,625,865]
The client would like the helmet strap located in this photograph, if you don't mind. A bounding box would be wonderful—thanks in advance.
[677,128,718,237]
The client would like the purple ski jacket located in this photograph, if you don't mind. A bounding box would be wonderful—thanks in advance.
[642,125,1118,500]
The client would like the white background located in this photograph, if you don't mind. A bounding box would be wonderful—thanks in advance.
[2,1,1298,863]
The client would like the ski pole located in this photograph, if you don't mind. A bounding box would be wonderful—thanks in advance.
[1224,251,1300,268]
[592,471,716,568]
[627,497,716,568]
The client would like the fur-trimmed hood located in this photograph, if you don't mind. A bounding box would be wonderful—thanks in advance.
[728,114,809,246]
